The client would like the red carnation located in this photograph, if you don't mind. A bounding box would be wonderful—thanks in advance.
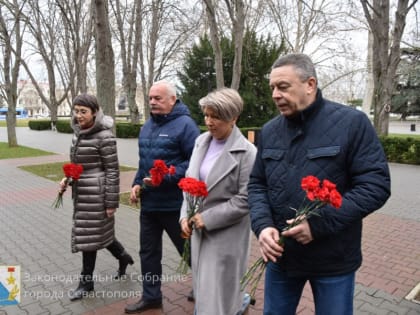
[177,177,208,274]
[52,163,83,209]
[147,160,176,187]
[241,175,343,300]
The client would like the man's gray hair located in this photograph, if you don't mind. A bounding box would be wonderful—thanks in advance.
[152,80,177,97]
[272,53,318,83]
[199,87,243,121]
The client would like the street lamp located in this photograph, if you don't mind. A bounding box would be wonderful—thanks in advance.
[204,56,212,92]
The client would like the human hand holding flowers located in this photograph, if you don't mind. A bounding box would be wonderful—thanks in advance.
[180,212,205,240]
[258,227,284,263]
[189,212,205,229]
[130,160,176,205]
[282,218,313,245]
[52,163,83,209]
[241,175,343,303]
[177,177,208,274]
[145,159,176,187]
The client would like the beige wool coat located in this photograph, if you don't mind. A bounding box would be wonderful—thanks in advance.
[70,109,119,253]
[180,126,257,315]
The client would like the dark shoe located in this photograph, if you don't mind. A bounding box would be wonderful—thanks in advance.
[69,278,94,301]
[124,298,162,314]
[187,289,195,302]
[114,251,134,279]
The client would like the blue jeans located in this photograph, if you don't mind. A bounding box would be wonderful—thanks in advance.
[264,262,355,315]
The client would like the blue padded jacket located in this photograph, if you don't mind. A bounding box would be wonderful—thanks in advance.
[248,90,391,277]
[133,100,200,212]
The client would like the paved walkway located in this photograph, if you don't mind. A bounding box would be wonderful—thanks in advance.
[0,127,420,315]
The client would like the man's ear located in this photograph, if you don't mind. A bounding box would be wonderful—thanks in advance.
[306,77,317,94]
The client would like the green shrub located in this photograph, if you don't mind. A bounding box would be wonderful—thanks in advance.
[28,119,51,130]
[116,122,141,138]
[56,119,73,133]
[379,136,420,165]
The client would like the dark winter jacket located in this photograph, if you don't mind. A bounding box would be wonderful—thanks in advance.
[248,90,391,277]
[70,109,119,253]
[133,100,200,212]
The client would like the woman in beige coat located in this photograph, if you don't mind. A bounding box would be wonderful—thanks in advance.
[180,88,257,315]
[59,94,134,301]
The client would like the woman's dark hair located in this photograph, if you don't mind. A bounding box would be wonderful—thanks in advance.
[72,94,100,112]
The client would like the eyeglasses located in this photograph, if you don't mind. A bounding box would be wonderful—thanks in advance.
[73,109,90,116]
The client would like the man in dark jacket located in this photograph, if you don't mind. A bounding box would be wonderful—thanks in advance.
[125,81,200,313]
[248,53,391,315]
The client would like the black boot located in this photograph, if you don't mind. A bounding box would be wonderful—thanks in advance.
[69,276,94,301]
[114,251,134,279]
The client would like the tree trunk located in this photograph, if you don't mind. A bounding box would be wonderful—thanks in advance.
[0,0,23,147]
[227,0,245,90]
[361,0,417,136]
[362,30,374,116]
[6,107,18,147]
[204,0,225,89]
[94,0,115,119]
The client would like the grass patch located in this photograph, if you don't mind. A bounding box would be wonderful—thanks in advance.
[18,162,137,207]
[0,142,54,159]
[389,133,420,140]
[19,162,66,182]
[19,162,136,181]
[0,119,30,127]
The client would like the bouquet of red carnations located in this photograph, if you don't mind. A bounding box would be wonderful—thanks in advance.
[176,177,208,274]
[240,175,343,303]
[52,163,83,209]
[147,159,176,187]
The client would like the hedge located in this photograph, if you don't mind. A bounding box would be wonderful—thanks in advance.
[379,136,420,165]
[28,120,51,130]
[28,121,420,165]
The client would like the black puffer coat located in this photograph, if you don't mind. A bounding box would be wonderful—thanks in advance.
[70,109,119,253]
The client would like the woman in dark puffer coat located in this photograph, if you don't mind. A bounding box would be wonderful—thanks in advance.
[59,94,134,301]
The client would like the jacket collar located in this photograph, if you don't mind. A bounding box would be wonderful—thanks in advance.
[287,89,324,125]
[150,99,190,125]
[196,126,247,192]
[197,125,248,153]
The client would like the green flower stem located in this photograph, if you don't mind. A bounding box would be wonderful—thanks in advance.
[177,238,191,274]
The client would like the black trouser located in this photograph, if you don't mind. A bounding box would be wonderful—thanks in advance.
[81,239,125,279]
[139,211,185,301]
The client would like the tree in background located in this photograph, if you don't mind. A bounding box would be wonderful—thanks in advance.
[239,32,286,127]
[135,0,198,121]
[264,0,368,109]
[93,0,115,119]
[360,0,418,135]
[110,0,142,123]
[56,0,94,97]
[203,0,247,91]
[0,0,24,147]
[178,35,214,124]
[178,31,284,127]
[391,47,420,119]
[19,0,71,127]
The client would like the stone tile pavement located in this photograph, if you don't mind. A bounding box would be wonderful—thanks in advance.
[0,127,420,314]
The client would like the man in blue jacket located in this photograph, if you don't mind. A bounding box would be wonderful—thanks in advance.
[248,53,391,315]
[125,81,200,313]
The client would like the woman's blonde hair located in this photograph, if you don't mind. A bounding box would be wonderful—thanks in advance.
[198,88,243,121]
